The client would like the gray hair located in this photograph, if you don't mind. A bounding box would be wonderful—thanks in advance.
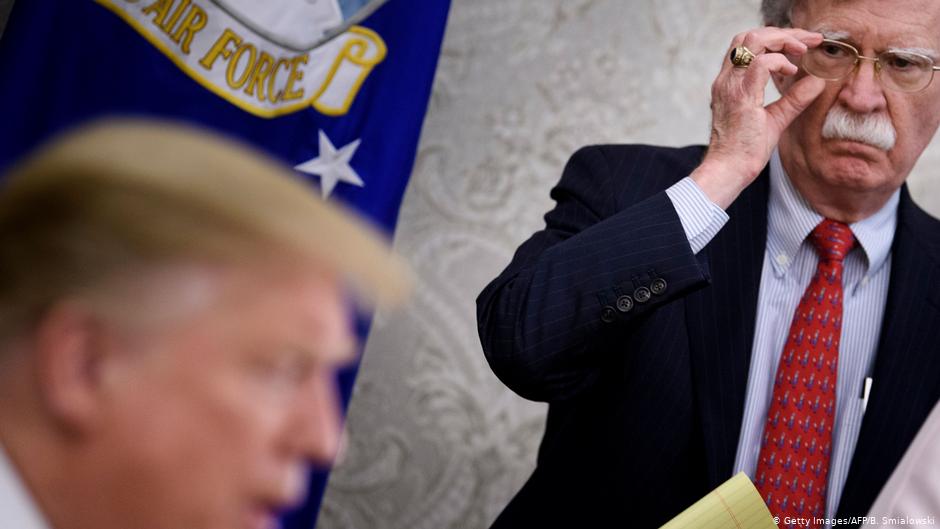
[761,0,795,27]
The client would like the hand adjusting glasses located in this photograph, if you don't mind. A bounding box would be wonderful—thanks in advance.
[802,39,940,92]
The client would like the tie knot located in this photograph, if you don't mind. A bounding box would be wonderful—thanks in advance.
[810,219,856,262]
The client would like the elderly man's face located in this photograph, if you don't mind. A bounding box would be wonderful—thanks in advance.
[95,263,353,529]
[779,0,940,197]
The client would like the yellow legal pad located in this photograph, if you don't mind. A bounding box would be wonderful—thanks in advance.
[659,472,778,529]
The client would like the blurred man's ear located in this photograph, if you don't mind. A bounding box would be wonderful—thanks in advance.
[32,302,110,435]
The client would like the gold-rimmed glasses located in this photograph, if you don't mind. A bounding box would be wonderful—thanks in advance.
[801,39,940,93]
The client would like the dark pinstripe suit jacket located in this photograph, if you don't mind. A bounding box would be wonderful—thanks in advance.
[476,144,940,528]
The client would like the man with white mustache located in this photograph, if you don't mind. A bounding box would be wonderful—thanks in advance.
[477,0,940,528]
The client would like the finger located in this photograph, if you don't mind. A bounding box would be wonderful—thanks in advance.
[733,27,823,51]
[711,54,791,113]
[729,52,797,86]
[739,29,819,57]
[743,52,800,82]
[778,28,824,47]
[765,75,826,133]
[720,28,820,75]
[731,53,800,105]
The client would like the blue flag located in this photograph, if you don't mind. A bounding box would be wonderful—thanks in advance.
[0,0,450,526]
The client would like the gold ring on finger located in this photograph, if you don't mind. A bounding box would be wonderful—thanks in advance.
[730,45,756,68]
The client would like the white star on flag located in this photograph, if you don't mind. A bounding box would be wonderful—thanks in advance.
[294,130,364,198]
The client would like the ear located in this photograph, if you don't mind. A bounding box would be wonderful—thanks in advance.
[32,301,110,435]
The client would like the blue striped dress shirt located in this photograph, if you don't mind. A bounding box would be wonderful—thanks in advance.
[666,149,899,525]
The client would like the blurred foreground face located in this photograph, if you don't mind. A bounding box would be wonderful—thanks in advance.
[96,263,353,529]
[0,119,407,529]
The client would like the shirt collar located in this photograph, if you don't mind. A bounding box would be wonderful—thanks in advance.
[0,444,53,529]
[767,148,899,278]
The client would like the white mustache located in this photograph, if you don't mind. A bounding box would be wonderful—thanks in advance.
[821,106,896,151]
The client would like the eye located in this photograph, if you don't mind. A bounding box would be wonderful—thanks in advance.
[249,351,314,387]
[820,43,850,58]
[887,56,915,70]
[884,53,931,72]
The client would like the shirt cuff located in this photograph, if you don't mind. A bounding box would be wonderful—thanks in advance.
[665,176,730,254]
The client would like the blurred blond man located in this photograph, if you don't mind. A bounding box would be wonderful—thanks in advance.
[0,120,408,529]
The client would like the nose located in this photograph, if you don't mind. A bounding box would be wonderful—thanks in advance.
[837,59,887,114]
[290,369,342,466]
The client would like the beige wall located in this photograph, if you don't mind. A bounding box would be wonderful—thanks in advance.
[319,1,940,528]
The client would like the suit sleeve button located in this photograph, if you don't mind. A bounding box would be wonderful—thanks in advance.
[601,306,617,323]
[616,295,634,313]
[634,286,652,303]
[650,278,667,295]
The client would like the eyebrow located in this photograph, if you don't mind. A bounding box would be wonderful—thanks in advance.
[887,46,940,61]
[817,28,940,61]
[819,29,851,41]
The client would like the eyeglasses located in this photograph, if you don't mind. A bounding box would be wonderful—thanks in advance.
[801,39,940,93]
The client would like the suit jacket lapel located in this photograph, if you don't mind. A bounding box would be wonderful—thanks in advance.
[837,186,940,520]
[685,168,770,489]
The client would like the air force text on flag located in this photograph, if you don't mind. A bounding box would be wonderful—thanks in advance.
[89,0,387,118]
[0,0,452,526]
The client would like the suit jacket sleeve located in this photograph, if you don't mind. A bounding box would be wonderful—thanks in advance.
[476,144,714,402]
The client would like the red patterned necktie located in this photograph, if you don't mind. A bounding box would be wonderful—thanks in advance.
[755,219,856,528]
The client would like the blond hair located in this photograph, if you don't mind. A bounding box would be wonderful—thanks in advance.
[0,119,409,339]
